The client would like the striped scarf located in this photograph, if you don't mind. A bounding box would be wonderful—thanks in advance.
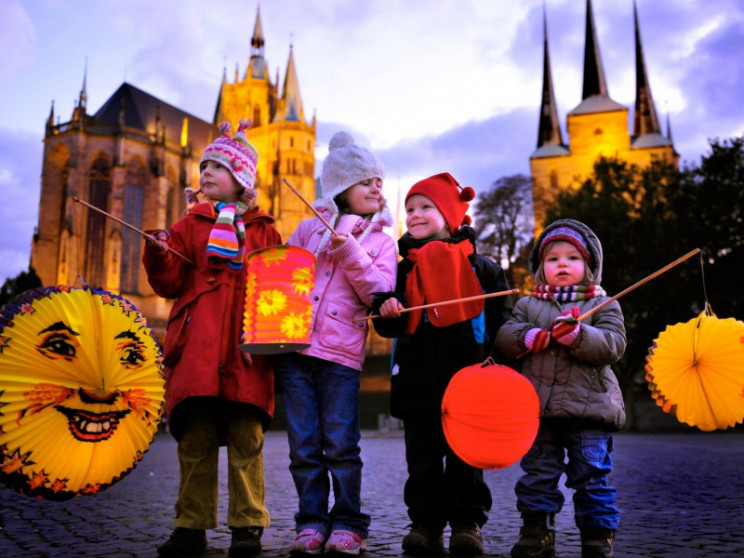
[532,284,606,302]
[206,201,246,269]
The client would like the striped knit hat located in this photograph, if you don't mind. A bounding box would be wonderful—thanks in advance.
[200,120,259,192]
[537,225,593,267]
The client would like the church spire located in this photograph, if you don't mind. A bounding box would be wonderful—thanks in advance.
[581,0,608,99]
[78,58,88,111]
[632,0,661,137]
[247,6,267,79]
[251,5,265,54]
[536,5,563,149]
[278,44,305,123]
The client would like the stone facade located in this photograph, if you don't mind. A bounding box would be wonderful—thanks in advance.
[30,9,315,335]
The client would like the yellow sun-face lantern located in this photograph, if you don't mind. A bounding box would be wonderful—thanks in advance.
[0,286,165,500]
[241,245,316,355]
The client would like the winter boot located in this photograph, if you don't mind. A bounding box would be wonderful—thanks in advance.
[401,524,445,554]
[157,527,207,557]
[449,524,484,555]
[510,513,555,558]
[580,527,615,558]
[229,526,263,557]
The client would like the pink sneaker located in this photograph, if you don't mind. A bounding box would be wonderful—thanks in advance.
[290,529,326,555]
[325,530,367,555]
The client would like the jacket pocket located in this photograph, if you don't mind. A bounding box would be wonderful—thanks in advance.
[162,309,190,368]
[317,301,366,356]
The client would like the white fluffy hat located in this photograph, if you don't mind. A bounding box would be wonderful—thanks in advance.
[316,131,385,213]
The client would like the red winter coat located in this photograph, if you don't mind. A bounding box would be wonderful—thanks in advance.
[142,202,282,439]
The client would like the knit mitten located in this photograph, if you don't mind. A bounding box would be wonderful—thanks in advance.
[552,307,580,345]
[524,328,551,353]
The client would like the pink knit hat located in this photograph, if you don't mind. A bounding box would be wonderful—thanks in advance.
[200,119,259,192]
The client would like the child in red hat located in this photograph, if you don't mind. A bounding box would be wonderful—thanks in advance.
[372,172,511,555]
[143,120,281,558]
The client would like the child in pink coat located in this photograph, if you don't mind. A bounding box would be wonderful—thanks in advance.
[273,132,397,555]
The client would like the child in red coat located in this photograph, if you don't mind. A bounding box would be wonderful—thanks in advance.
[143,120,281,558]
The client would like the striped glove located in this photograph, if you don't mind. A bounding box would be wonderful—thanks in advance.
[524,328,551,353]
[552,307,580,345]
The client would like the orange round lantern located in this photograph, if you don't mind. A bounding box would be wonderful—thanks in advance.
[442,361,540,469]
[240,245,315,355]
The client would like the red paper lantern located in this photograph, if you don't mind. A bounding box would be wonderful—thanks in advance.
[442,361,540,469]
[241,245,316,354]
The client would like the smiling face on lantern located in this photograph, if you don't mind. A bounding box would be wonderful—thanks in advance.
[0,286,164,499]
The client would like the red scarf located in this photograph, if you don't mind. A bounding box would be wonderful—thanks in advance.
[404,240,484,334]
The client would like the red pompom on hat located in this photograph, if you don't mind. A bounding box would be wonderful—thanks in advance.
[406,172,475,234]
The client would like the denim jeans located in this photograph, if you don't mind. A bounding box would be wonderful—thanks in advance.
[515,421,620,531]
[274,353,370,538]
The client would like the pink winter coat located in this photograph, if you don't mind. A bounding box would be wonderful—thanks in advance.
[288,211,397,370]
[142,202,282,438]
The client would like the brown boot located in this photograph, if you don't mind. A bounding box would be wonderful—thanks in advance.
[510,513,555,558]
[450,524,484,555]
[157,527,207,557]
[402,524,444,554]
[229,526,263,557]
[580,527,614,558]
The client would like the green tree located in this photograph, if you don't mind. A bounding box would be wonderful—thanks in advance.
[669,137,744,319]
[473,174,533,288]
[0,267,43,308]
[544,138,744,428]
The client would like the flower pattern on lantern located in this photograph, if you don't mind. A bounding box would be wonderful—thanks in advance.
[256,290,288,316]
[280,312,310,339]
[292,267,314,297]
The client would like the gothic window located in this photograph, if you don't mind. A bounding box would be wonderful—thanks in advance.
[290,136,294,148]
[253,106,261,127]
[550,171,559,189]
[165,167,179,229]
[85,156,110,287]
[120,159,146,293]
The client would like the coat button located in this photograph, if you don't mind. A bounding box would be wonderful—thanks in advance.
[332,310,338,316]
[314,296,319,301]
[371,249,377,255]
[207,277,216,283]
[358,321,364,327]
[325,271,331,276]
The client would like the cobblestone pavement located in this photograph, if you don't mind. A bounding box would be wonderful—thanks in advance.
[1,429,743,557]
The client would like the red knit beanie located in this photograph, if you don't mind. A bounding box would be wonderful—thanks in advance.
[405,172,475,234]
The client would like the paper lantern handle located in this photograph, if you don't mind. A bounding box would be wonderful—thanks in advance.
[73,197,194,265]
[282,178,338,235]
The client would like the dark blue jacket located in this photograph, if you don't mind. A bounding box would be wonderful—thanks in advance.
[372,227,511,418]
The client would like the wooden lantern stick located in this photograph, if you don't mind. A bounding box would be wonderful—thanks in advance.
[515,247,701,359]
[72,197,194,265]
[576,247,701,322]
[365,288,519,320]
[282,178,338,235]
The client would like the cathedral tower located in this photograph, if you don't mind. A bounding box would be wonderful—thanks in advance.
[530,0,677,232]
[30,8,314,333]
[214,7,316,240]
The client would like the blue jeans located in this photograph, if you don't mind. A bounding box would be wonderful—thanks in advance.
[515,420,620,531]
[274,353,370,538]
